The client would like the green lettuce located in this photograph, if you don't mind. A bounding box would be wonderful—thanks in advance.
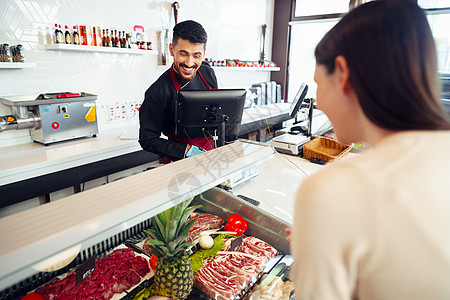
[190,234,227,273]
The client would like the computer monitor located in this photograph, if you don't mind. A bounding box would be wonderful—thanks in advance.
[288,83,314,136]
[175,89,246,147]
[289,83,308,119]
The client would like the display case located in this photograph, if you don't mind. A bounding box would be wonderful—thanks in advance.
[0,141,274,296]
[0,140,309,299]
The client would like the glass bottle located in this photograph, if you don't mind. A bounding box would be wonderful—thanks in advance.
[113,30,119,47]
[121,31,127,48]
[102,29,106,47]
[64,25,71,44]
[54,23,62,44]
[105,29,111,47]
[73,26,79,45]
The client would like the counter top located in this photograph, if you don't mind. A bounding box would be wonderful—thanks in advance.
[0,126,142,186]
[232,149,357,225]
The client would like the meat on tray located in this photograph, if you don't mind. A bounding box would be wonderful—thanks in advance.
[188,212,224,236]
[143,212,224,255]
[194,236,278,300]
[35,248,150,300]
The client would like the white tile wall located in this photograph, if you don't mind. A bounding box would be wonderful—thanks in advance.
[0,0,275,147]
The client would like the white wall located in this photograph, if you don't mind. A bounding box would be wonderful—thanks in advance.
[0,0,275,147]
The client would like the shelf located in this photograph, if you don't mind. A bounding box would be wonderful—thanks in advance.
[0,62,36,69]
[157,65,280,72]
[45,44,158,55]
[212,66,280,72]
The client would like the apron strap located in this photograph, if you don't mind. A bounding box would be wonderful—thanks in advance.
[169,65,182,91]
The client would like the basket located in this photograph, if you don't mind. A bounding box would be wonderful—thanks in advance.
[302,136,351,162]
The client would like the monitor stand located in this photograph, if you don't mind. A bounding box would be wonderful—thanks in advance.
[210,111,229,147]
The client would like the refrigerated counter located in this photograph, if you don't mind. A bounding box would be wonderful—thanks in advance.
[0,103,292,209]
[0,140,323,299]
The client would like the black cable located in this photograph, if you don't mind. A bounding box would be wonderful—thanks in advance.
[183,129,201,149]
[205,130,217,149]
[202,129,214,149]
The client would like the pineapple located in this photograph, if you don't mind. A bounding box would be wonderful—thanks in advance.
[144,198,200,300]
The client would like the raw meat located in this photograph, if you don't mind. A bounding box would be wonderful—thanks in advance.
[188,212,224,236]
[35,248,150,300]
[194,236,278,300]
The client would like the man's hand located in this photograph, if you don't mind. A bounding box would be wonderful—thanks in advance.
[186,145,205,157]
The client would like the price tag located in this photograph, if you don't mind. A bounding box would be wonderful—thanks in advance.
[230,235,243,252]
[76,255,96,284]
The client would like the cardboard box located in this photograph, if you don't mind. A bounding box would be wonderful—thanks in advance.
[85,25,94,46]
[93,26,102,46]
[79,25,87,45]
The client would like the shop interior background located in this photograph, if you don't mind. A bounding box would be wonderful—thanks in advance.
[1,0,448,147]
[0,0,274,147]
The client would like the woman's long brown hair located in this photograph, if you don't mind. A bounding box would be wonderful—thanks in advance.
[315,0,450,130]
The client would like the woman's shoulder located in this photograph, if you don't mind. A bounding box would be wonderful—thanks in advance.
[297,154,374,205]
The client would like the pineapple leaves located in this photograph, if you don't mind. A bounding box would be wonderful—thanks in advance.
[145,239,165,246]
[165,219,178,243]
[145,198,203,263]
[143,229,156,238]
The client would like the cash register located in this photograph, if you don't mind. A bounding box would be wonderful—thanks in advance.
[271,83,313,155]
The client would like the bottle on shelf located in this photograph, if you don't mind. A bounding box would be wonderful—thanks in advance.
[121,31,127,48]
[54,23,63,44]
[111,29,115,47]
[58,25,64,43]
[118,31,122,48]
[126,32,132,48]
[72,26,79,45]
[105,29,111,47]
[64,25,71,44]
[102,29,106,47]
[113,30,119,47]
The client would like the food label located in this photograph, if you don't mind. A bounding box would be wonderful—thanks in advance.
[76,255,96,284]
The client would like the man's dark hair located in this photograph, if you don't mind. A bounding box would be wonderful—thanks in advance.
[172,20,207,46]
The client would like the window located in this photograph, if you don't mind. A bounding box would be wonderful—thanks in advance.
[288,19,338,101]
[427,13,450,73]
[418,0,450,9]
[294,0,348,17]
[286,0,450,103]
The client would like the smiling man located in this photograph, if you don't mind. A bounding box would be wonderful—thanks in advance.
[139,20,218,162]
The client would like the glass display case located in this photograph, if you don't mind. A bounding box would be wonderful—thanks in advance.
[0,140,311,299]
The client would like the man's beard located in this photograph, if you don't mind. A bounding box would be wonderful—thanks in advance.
[173,62,199,82]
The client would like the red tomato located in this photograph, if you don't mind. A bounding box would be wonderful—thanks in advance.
[21,292,46,300]
[150,255,158,270]
[224,213,248,236]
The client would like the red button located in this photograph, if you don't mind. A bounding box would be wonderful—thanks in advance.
[52,122,59,129]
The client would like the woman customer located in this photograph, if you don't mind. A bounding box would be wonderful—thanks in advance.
[290,1,450,299]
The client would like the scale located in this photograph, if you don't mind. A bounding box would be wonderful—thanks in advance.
[271,83,313,155]
[271,133,310,155]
